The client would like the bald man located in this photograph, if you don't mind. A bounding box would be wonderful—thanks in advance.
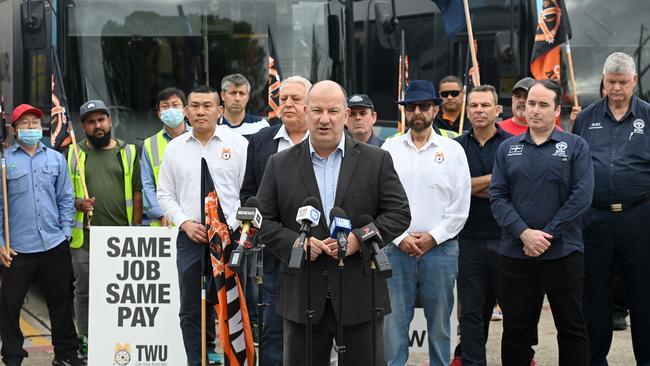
[257,80,410,365]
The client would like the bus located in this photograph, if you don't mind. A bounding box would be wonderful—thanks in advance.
[0,0,648,140]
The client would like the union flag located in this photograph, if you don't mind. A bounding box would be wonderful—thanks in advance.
[268,25,282,121]
[530,0,572,80]
[201,158,255,366]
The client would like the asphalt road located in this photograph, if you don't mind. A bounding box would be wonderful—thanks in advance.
[11,289,636,365]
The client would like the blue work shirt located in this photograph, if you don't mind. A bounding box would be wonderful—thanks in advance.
[455,125,512,239]
[572,96,650,206]
[309,135,345,226]
[141,126,190,220]
[490,128,594,260]
[0,143,74,253]
[366,132,385,148]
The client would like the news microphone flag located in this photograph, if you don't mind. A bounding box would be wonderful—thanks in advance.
[201,158,255,366]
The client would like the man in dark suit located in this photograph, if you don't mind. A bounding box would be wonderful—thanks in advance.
[240,75,312,366]
[257,80,411,365]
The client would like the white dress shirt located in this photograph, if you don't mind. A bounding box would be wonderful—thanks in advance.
[157,125,248,230]
[382,127,471,245]
[273,124,309,152]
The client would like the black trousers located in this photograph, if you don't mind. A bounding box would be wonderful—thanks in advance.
[0,241,78,363]
[283,299,385,366]
[500,252,588,366]
[583,204,650,366]
[176,232,217,366]
[457,236,502,366]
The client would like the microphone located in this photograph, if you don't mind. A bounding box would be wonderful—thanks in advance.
[329,207,351,259]
[228,196,263,270]
[288,197,322,273]
[352,215,392,278]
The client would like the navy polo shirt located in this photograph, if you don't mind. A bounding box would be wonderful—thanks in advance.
[455,125,512,238]
[490,129,594,260]
[572,96,650,206]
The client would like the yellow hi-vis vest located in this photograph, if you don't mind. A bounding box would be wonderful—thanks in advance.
[142,130,168,226]
[67,143,137,249]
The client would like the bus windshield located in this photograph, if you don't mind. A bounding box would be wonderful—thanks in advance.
[65,0,338,142]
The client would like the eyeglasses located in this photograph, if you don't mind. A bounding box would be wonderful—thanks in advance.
[15,119,42,128]
[404,103,433,112]
[440,90,461,98]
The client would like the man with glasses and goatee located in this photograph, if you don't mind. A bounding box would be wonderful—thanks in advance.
[382,80,471,366]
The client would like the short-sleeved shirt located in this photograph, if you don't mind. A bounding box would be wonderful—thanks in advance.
[434,111,469,134]
[490,129,594,260]
[572,96,650,205]
[80,139,142,247]
[498,118,528,136]
[455,125,512,238]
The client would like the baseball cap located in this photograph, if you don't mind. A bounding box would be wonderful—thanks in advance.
[512,77,536,93]
[79,100,109,122]
[10,104,43,126]
[348,94,375,109]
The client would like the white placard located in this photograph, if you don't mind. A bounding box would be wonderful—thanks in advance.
[89,227,186,366]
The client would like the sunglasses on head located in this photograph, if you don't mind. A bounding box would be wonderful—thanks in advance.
[404,103,434,112]
[440,90,461,98]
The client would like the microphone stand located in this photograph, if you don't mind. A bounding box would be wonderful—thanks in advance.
[253,237,267,366]
[336,247,346,365]
[305,229,314,366]
[369,260,379,366]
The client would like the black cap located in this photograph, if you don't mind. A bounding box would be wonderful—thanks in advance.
[79,100,109,122]
[512,77,536,93]
[348,94,374,109]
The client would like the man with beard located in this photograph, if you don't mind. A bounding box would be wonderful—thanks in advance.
[498,77,535,135]
[67,99,143,357]
[382,80,471,366]
[240,75,312,366]
[434,76,469,134]
[219,73,269,138]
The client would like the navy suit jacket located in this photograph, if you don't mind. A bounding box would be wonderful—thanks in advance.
[240,124,282,271]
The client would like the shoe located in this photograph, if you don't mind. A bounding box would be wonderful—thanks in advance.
[613,315,628,331]
[449,355,463,366]
[491,305,503,321]
[4,358,22,366]
[207,351,223,365]
[52,354,87,366]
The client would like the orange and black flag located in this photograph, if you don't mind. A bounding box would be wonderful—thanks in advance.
[530,0,572,80]
[50,74,71,150]
[201,158,255,366]
[268,25,283,121]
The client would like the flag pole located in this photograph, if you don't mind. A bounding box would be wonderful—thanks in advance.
[458,85,467,133]
[462,0,480,86]
[2,147,9,254]
[565,37,579,106]
[201,252,207,366]
[52,49,93,223]
[398,30,406,134]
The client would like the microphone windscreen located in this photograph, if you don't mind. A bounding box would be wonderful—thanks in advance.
[245,196,260,208]
[303,196,320,208]
[329,207,348,222]
[356,214,375,228]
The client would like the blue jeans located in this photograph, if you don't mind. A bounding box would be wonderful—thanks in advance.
[383,239,459,366]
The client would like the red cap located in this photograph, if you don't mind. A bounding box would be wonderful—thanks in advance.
[11,104,43,126]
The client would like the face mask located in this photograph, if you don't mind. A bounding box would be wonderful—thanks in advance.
[160,108,185,128]
[17,129,43,146]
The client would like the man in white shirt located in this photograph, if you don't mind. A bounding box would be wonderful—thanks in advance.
[157,85,248,366]
[239,75,311,366]
[382,80,471,366]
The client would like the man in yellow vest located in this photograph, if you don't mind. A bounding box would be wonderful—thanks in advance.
[142,88,190,227]
[67,99,143,357]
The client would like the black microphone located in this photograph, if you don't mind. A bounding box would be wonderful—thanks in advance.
[288,197,322,274]
[329,207,351,259]
[352,214,392,278]
[228,196,263,270]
